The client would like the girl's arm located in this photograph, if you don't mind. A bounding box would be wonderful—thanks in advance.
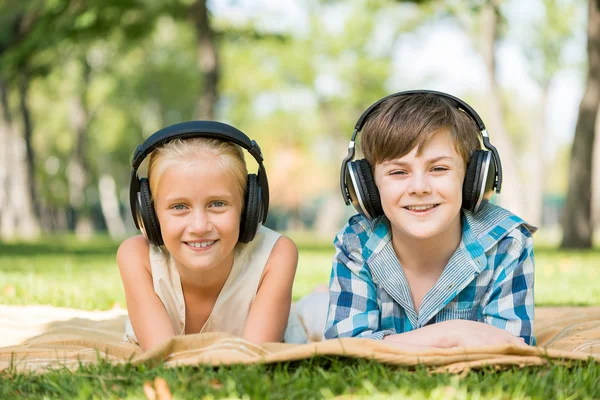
[117,235,177,351]
[242,235,298,343]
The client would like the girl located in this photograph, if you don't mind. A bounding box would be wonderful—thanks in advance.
[118,121,305,351]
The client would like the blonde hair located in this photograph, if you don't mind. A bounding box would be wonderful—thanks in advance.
[147,137,247,205]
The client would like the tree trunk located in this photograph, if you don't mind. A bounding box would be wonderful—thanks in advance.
[0,79,15,238]
[1,78,40,238]
[98,174,127,240]
[67,58,95,238]
[527,84,550,228]
[561,0,600,248]
[312,101,350,235]
[18,71,42,221]
[592,106,600,229]
[476,0,526,218]
[190,0,219,119]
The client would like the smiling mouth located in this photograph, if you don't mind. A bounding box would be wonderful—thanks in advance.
[404,204,440,212]
[185,240,217,249]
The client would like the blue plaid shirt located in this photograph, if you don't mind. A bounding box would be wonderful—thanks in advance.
[324,203,536,345]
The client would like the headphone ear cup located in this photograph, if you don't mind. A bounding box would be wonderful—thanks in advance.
[239,174,261,243]
[462,150,487,213]
[484,153,497,194]
[138,178,163,246]
[355,159,384,219]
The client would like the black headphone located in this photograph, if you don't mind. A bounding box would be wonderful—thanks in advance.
[129,120,269,246]
[340,90,503,219]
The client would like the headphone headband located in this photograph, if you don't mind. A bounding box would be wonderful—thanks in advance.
[129,120,269,232]
[354,89,486,133]
[131,120,263,170]
[341,90,503,209]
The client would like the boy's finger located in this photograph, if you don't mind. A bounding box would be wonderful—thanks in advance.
[511,337,528,346]
[143,382,156,400]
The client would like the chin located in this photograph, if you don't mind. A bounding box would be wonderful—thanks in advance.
[407,230,442,240]
[397,223,446,240]
[181,257,221,272]
[187,263,218,272]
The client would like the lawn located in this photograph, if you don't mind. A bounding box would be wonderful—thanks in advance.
[1,236,599,308]
[0,235,599,399]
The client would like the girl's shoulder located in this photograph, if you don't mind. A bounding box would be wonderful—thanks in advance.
[239,226,297,275]
[116,235,151,273]
[270,234,298,260]
[257,230,298,292]
[250,226,297,257]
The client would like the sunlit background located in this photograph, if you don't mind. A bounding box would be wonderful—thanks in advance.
[2,2,600,396]
[0,0,598,248]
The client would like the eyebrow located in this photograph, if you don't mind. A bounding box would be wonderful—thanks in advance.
[163,193,235,203]
[383,156,456,166]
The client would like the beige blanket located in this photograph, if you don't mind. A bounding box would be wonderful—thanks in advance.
[1,306,599,373]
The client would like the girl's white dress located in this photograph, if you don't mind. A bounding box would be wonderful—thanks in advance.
[124,226,308,344]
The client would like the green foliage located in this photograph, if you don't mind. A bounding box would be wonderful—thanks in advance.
[522,0,581,86]
[0,0,162,78]
[0,0,593,237]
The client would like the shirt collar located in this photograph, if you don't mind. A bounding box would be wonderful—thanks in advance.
[367,203,534,272]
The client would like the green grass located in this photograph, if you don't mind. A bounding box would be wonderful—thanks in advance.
[1,236,599,399]
[1,238,599,308]
[2,357,599,399]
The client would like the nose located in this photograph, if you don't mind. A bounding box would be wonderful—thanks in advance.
[407,172,432,195]
[188,208,213,235]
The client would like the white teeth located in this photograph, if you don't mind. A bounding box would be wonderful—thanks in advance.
[187,240,215,248]
[406,204,437,211]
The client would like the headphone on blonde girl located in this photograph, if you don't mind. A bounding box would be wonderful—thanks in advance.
[129,120,270,246]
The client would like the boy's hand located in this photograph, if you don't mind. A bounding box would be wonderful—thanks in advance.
[434,320,528,348]
[382,320,528,349]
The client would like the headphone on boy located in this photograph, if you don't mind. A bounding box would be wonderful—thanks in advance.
[340,90,503,220]
[129,120,269,246]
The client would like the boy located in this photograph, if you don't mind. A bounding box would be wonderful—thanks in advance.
[325,91,535,347]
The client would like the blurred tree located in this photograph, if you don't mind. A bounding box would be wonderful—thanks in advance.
[189,0,219,119]
[219,0,436,232]
[0,77,41,238]
[593,110,600,229]
[445,0,526,218]
[0,1,45,239]
[561,0,599,248]
[0,0,162,238]
[521,0,579,227]
[67,56,95,237]
[3,0,593,241]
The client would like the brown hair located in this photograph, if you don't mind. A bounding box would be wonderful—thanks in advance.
[147,137,247,205]
[360,93,481,166]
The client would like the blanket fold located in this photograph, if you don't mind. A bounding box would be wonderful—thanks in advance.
[1,306,599,373]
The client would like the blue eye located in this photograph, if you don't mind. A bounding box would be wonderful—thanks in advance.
[211,201,226,208]
[172,204,186,210]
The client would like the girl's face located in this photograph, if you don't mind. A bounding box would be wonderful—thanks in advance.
[154,156,244,275]
[374,129,466,243]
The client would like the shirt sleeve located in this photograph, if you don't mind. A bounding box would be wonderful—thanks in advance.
[482,225,535,345]
[323,224,395,340]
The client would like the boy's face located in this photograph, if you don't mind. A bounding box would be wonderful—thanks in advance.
[373,129,465,242]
